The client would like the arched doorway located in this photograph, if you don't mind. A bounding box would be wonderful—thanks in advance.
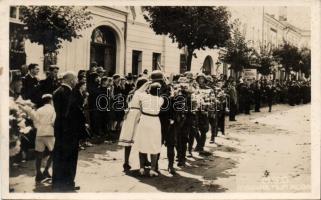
[90,26,116,76]
[202,56,213,75]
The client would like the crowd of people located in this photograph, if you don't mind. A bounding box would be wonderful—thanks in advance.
[9,62,310,191]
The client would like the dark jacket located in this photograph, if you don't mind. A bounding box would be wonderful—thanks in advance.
[39,77,60,95]
[53,85,72,140]
[22,74,41,105]
[66,89,87,137]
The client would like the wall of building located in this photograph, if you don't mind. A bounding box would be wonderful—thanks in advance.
[56,6,126,75]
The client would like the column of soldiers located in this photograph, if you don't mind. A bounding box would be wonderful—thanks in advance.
[167,72,228,172]
[160,72,311,173]
[235,77,311,115]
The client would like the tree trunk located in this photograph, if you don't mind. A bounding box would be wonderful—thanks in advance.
[43,46,57,72]
[186,49,194,72]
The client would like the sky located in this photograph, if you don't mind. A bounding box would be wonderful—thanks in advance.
[265,6,311,30]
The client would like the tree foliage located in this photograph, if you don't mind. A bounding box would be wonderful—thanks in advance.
[254,44,275,76]
[143,6,231,71]
[273,41,301,73]
[219,20,255,72]
[20,6,92,53]
[299,47,311,76]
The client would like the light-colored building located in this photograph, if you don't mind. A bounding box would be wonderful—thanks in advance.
[9,6,310,79]
[228,6,310,79]
[9,6,223,78]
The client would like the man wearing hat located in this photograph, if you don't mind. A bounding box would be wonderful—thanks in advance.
[20,94,56,183]
[113,74,126,132]
[125,73,135,93]
[143,69,149,77]
[96,66,106,78]
[194,73,213,156]
[205,75,218,145]
[172,76,193,167]
[150,70,177,174]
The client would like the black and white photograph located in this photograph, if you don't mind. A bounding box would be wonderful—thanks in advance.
[0,0,320,199]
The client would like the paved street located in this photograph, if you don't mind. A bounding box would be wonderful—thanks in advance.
[10,104,310,193]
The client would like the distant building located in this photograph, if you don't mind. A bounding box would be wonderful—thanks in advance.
[228,6,310,80]
[9,6,310,79]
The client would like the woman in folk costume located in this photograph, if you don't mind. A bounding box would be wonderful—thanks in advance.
[118,77,148,172]
[134,82,164,177]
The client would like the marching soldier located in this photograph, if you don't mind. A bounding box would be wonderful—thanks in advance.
[150,70,177,174]
[205,75,218,144]
[184,71,199,157]
[211,81,227,143]
[194,73,213,156]
[263,81,276,112]
[243,80,253,115]
[226,80,238,121]
[172,77,191,167]
[252,80,261,112]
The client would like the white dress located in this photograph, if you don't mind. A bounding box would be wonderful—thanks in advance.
[118,91,142,146]
[134,93,164,154]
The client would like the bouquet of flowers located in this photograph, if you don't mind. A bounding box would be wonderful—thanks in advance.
[9,96,35,157]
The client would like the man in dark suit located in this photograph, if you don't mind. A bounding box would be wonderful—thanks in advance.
[39,65,60,95]
[22,63,41,106]
[52,72,78,192]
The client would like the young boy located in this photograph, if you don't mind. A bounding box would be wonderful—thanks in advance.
[21,94,56,182]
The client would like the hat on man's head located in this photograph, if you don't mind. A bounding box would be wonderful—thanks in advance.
[49,65,59,71]
[177,77,189,84]
[196,73,206,81]
[113,74,120,80]
[126,73,133,80]
[143,69,148,75]
[96,67,105,73]
[42,94,52,99]
[90,62,98,68]
[184,71,194,80]
[205,75,213,83]
[150,70,164,82]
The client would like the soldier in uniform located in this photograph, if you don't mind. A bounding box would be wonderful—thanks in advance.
[287,80,296,106]
[243,80,253,115]
[211,81,226,143]
[236,79,245,114]
[226,80,238,121]
[194,73,213,156]
[184,71,199,157]
[252,80,261,112]
[150,70,177,174]
[265,81,276,112]
[172,77,191,167]
[205,75,218,144]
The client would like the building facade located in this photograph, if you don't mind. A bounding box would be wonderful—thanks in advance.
[9,6,310,79]
[228,6,310,79]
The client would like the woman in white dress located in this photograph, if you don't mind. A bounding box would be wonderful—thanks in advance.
[118,78,148,172]
[135,82,164,177]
